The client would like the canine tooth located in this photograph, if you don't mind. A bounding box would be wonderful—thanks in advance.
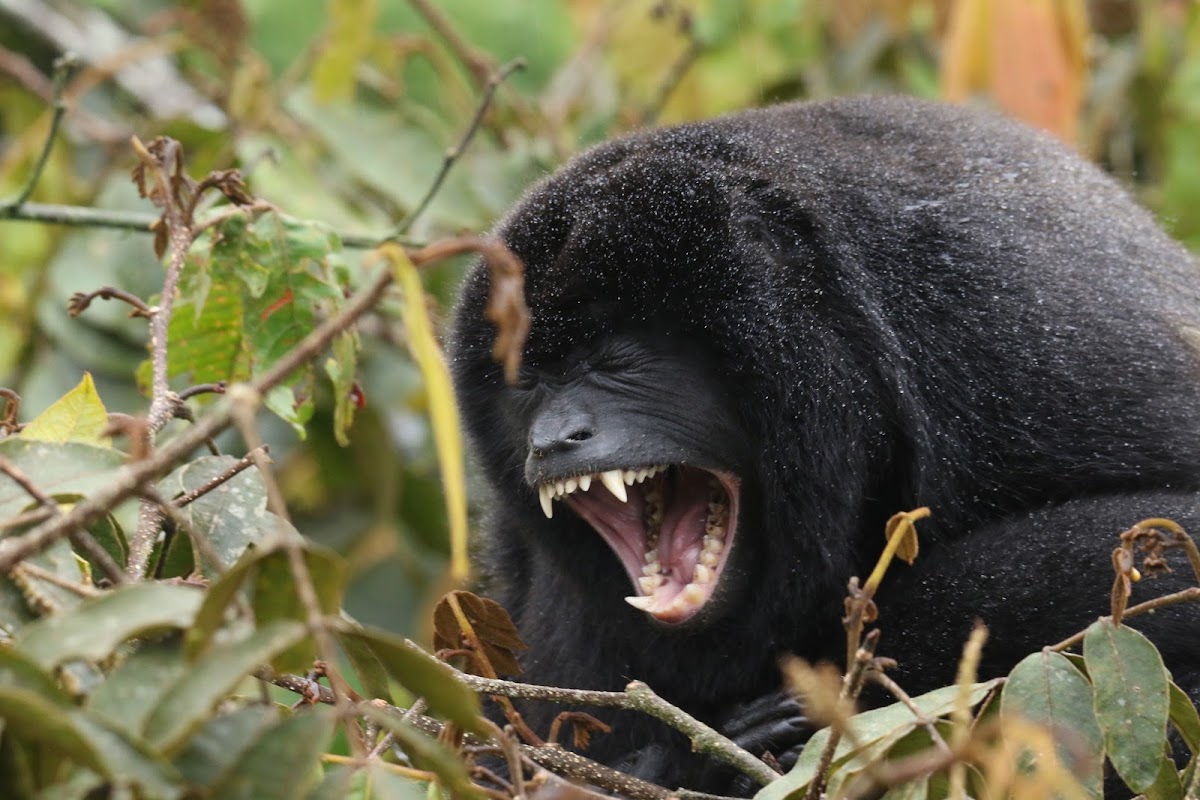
[565,477,578,494]
[600,470,628,502]
[639,575,663,593]
[694,564,713,584]
[681,583,706,606]
[701,550,720,567]
[539,486,554,519]
[625,595,656,611]
[579,475,591,491]
[623,470,636,486]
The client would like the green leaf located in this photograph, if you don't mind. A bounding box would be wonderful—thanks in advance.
[335,621,484,735]
[87,641,187,736]
[756,680,1001,800]
[18,373,111,445]
[338,623,394,704]
[1168,681,1200,756]
[361,704,484,799]
[206,704,336,800]
[1084,620,1171,794]
[173,704,279,788]
[0,646,72,702]
[0,439,126,519]
[144,619,308,754]
[186,539,274,659]
[1001,650,1103,797]
[160,454,274,575]
[311,0,379,103]
[0,686,182,798]
[251,544,346,673]
[15,582,203,669]
[1141,747,1184,800]
[161,274,249,388]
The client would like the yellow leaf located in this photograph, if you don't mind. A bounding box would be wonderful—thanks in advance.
[19,373,111,446]
[311,0,379,103]
[382,244,469,580]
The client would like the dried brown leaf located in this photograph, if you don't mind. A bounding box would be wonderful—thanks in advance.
[432,590,527,677]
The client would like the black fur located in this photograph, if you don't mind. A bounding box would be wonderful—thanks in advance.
[448,96,1200,793]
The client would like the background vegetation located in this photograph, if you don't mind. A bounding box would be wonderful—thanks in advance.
[0,1,1199,798]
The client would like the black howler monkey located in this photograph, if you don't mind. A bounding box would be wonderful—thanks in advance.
[448,96,1200,793]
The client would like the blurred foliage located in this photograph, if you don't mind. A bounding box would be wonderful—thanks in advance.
[0,1,1199,796]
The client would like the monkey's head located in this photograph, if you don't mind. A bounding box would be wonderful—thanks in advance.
[449,123,857,630]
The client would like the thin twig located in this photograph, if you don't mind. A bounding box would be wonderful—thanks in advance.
[868,671,952,755]
[10,561,102,597]
[177,382,227,401]
[806,630,882,800]
[1050,586,1200,651]
[171,445,263,507]
[0,506,55,532]
[0,54,77,214]
[391,57,526,238]
[405,0,495,88]
[68,286,154,318]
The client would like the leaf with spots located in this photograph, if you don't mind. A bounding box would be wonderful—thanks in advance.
[1083,620,1171,794]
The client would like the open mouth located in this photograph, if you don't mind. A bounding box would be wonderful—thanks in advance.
[537,465,739,624]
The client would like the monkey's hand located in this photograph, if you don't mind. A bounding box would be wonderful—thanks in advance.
[703,690,811,795]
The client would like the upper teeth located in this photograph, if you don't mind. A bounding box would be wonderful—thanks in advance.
[536,465,667,518]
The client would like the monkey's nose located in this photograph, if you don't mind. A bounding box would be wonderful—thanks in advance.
[529,412,595,457]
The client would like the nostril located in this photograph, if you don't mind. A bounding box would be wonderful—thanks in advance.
[565,428,593,443]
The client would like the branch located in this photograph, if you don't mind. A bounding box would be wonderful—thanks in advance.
[390,57,527,239]
[1049,586,1200,652]
[451,674,775,787]
[0,54,77,214]
[260,667,716,800]
[405,0,495,89]
[0,201,407,250]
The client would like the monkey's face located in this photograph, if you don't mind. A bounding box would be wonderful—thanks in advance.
[510,334,750,625]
